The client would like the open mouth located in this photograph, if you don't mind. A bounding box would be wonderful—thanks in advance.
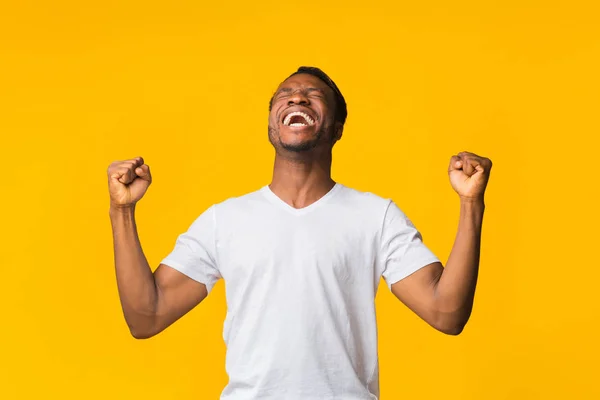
[283,111,315,127]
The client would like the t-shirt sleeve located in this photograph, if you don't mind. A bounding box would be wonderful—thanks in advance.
[160,205,222,294]
[379,200,440,290]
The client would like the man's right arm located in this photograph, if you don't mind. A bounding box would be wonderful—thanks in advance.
[108,157,209,339]
[110,206,209,339]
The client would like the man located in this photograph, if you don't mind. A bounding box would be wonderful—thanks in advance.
[107,66,492,399]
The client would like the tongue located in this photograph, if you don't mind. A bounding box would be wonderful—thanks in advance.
[290,115,308,125]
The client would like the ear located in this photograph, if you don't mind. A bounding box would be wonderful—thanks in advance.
[333,122,344,142]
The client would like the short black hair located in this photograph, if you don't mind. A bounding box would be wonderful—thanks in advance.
[269,66,348,125]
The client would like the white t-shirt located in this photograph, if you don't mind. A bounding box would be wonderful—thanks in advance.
[161,183,440,400]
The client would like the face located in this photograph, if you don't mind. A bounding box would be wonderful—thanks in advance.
[268,73,342,153]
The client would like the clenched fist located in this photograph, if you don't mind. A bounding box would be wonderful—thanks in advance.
[448,151,492,201]
[107,157,152,208]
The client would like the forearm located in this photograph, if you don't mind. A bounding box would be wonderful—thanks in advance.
[110,205,158,337]
[434,198,485,331]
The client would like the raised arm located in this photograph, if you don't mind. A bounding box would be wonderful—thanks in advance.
[390,151,492,335]
[108,157,209,339]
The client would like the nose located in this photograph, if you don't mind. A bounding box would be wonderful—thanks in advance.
[288,90,310,106]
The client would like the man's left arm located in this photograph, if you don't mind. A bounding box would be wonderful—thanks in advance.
[390,151,492,335]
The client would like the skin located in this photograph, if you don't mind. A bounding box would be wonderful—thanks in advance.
[107,72,492,339]
[266,73,344,207]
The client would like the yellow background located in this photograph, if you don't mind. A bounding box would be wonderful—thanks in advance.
[1,1,599,399]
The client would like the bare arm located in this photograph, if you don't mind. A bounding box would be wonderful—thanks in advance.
[390,151,492,335]
[391,198,484,335]
[110,205,208,339]
[108,157,208,339]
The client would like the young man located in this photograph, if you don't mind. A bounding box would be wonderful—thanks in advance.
[107,67,492,399]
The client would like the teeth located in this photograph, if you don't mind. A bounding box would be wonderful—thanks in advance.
[283,111,315,126]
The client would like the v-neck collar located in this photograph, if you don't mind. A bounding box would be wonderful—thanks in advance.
[261,183,342,216]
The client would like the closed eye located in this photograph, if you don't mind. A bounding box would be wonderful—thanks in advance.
[306,88,325,96]
[274,87,325,100]
[274,88,293,99]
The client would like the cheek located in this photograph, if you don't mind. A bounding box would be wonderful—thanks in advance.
[316,105,332,123]
[269,106,283,125]
[320,113,335,129]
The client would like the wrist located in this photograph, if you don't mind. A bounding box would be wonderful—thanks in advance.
[459,196,485,221]
[459,195,485,206]
[109,203,136,216]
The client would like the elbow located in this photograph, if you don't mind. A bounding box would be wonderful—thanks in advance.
[431,309,471,336]
[125,315,159,340]
[129,327,156,340]
[437,322,466,336]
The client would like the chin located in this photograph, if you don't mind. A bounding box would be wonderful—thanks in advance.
[279,137,320,152]
[270,124,327,153]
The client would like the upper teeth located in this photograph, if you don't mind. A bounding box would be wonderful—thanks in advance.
[283,111,315,126]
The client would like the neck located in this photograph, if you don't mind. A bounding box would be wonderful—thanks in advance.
[269,151,336,209]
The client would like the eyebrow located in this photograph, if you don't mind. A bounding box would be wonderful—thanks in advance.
[275,87,325,95]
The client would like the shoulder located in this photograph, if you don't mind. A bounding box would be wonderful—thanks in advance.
[334,183,393,212]
[210,186,270,222]
[334,184,423,230]
[214,187,265,208]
